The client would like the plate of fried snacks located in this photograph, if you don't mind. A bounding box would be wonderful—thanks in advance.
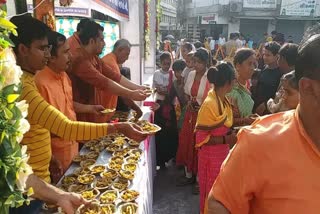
[122,163,137,173]
[73,154,85,163]
[119,170,135,180]
[101,108,116,114]
[110,156,124,165]
[89,164,106,175]
[81,188,100,201]
[120,190,140,202]
[76,167,92,175]
[111,178,130,192]
[61,174,77,186]
[101,203,116,214]
[106,144,122,153]
[127,140,140,147]
[76,201,100,214]
[107,161,122,172]
[94,177,113,190]
[128,149,142,159]
[77,174,95,185]
[68,184,89,193]
[119,202,138,214]
[80,159,96,168]
[100,169,118,180]
[135,120,161,134]
[124,156,139,164]
[85,151,100,160]
[99,190,118,204]
[113,150,128,157]
[83,140,98,149]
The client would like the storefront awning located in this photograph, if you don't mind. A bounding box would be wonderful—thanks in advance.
[234,16,275,20]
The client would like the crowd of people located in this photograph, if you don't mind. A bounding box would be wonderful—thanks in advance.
[154,24,320,213]
[4,11,320,214]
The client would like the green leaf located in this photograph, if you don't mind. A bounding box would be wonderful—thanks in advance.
[0,131,5,144]
[4,107,13,120]
[6,94,19,103]
[2,84,15,96]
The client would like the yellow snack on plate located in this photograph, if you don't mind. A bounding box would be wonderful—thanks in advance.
[101,108,116,114]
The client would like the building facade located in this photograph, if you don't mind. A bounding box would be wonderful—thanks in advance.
[160,0,178,37]
[182,0,320,44]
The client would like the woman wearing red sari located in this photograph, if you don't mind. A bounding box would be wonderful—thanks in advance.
[176,48,211,192]
[195,63,236,213]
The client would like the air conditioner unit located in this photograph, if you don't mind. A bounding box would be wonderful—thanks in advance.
[230,2,242,13]
[218,5,229,15]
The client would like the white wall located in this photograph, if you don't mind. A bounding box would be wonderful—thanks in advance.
[6,0,16,17]
[227,19,240,36]
[120,0,143,85]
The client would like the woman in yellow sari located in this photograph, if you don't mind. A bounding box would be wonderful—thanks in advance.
[195,63,236,214]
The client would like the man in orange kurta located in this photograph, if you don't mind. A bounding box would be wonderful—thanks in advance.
[67,18,91,51]
[35,31,104,174]
[102,39,143,121]
[68,21,147,123]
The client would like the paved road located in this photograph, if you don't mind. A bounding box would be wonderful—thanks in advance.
[153,164,200,214]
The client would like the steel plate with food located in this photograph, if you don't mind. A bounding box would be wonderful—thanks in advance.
[61,174,77,186]
[107,161,122,171]
[77,174,95,185]
[111,178,130,192]
[94,177,113,190]
[80,159,96,168]
[89,164,106,174]
[119,202,138,214]
[119,169,135,180]
[120,190,139,202]
[136,120,161,134]
[128,149,142,158]
[72,154,85,163]
[85,151,100,160]
[101,203,116,214]
[100,169,118,180]
[113,150,128,157]
[101,108,116,114]
[68,184,89,193]
[99,190,118,204]
[123,163,137,172]
[125,156,139,164]
[106,144,122,153]
[109,156,124,165]
[127,140,140,147]
[76,202,100,214]
[81,188,100,200]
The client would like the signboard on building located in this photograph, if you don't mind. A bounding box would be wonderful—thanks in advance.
[280,0,320,16]
[200,14,218,24]
[243,0,276,9]
[92,0,129,21]
[27,0,91,17]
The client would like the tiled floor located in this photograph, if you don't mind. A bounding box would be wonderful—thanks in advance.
[153,164,200,214]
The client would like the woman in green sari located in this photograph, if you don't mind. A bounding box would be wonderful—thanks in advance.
[227,48,257,126]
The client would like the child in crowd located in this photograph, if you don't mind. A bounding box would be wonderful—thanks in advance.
[267,43,298,113]
[253,41,282,115]
[182,51,195,84]
[267,71,299,112]
[171,60,187,129]
[153,52,179,169]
